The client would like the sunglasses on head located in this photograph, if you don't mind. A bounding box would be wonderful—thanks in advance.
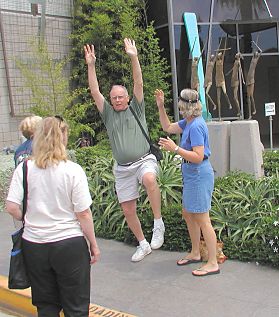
[54,115,64,122]
[178,96,199,103]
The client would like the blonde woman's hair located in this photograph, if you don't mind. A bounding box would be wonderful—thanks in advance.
[32,117,68,169]
[178,89,202,118]
[19,115,42,139]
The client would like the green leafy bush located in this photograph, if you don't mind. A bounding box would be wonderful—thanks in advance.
[263,150,279,177]
[212,172,277,243]
[0,167,13,210]
[76,147,279,267]
[71,0,171,144]
[260,215,279,266]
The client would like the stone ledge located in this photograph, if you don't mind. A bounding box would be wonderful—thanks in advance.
[0,275,136,317]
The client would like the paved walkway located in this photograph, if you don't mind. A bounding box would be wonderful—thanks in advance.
[1,212,279,317]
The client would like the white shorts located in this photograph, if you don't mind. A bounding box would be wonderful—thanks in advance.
[113,154,158,203]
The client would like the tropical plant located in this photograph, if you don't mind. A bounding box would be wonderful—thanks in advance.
[71,0,172,144]
[77,149,183,237]
[157,152,182,207]
[74,146,279,266]
[211,173,277,242]
[263,150,279,177]
[15,40,94,146]
[0,167,13,210]
[86,156,125,236]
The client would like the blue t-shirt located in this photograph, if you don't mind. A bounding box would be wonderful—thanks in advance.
[14,139,33,167]
[178,116,211,158]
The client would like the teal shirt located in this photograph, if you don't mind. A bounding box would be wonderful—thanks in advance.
[100,96,150,164]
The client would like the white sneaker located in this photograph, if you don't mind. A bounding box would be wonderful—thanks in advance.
[131,243,152,262]
[150,225,165,249]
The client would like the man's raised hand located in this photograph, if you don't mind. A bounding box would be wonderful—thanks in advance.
[124,38,138,58]
[84,44,96,65]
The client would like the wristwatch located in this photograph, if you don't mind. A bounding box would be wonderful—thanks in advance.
[174,145,179,153]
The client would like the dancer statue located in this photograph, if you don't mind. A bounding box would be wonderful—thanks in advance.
[246,49,261,119]
[191,56,200,93]
[190,37,207,94]
[204,54,217,113]
[226,53,245,117]
[215,48,232,120]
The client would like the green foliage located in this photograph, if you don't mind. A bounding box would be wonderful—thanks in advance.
[76,149,183,239]
[75,143,112,171]
[75,147,279,267]
[221,237,268,263]
[15,40,94,146]
[260,216,279,266]
[0,167,13,211]
[263,150,279,177]
[157,152,182,207]
[212,172,278,243]
[71,0,171,144]
[160,204,191,251]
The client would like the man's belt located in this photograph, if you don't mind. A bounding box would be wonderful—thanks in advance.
[118,152,150,167]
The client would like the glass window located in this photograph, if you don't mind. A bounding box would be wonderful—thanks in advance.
[262,0,279,19]
[146,0,168,26]
[242,55,279,145]
[174,24,209,93]
[206,25,238,119]
[155,27,171,64]
[172,0,211,23]
[238,23,278,53]
[174,25,189,92]
[213,0,273,22]
[210,24,237,54]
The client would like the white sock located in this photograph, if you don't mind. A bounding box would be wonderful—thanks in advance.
[139,239,148,247]
[154,217,164,228]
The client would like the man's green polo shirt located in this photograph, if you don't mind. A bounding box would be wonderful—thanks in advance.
[100,96,150,164]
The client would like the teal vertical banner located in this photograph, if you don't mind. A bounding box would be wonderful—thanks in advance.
[183,12,210,120]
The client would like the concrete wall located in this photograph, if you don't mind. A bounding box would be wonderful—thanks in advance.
[207,121,231,178]
[208,120,264,179]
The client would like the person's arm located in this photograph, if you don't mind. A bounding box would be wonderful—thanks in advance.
[84,44,105,112]
[124,38,143,103]
[155,89,181,134]
[6,201,22,220]
[75,208,100,264]
[158,137,204,164]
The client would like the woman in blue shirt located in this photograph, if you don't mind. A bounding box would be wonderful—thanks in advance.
[155,88,219,277]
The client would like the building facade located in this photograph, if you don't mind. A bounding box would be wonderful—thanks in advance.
[0,0,73,149]
[147,0,279,148]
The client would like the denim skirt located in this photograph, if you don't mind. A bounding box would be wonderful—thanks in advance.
[182,159,214,213]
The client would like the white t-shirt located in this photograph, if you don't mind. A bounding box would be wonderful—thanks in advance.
[7,160,92,243]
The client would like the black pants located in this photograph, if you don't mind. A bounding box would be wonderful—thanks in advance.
[22,236,91,317]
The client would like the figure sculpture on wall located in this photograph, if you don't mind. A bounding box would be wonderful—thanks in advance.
[226,52,245,117]
[191,56,200,92]
[246,48,262,119]
[190,37,207,94]
[204,54,217,113]
[215,48,232,120]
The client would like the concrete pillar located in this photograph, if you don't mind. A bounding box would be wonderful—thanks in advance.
[207,121,231,178]
[230,120,264,179]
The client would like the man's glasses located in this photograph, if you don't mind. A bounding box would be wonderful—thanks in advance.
[110,95,126,101]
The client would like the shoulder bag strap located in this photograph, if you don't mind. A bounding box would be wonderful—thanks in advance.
[22,160,28,226]
[129,106,152,145]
